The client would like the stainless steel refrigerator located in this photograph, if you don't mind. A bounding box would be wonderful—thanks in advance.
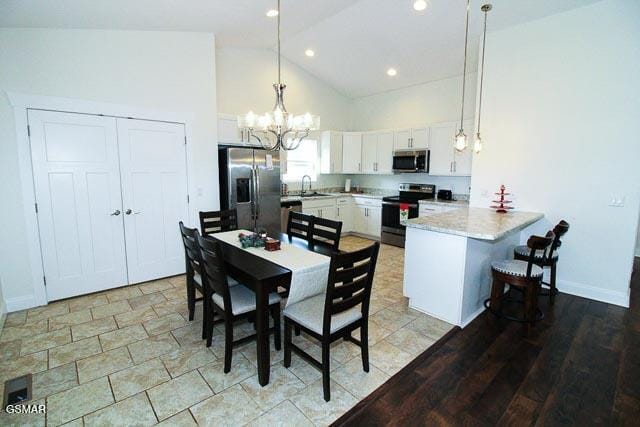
[219,146,281,237]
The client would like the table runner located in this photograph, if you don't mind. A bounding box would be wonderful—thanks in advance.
[213,230,330,307]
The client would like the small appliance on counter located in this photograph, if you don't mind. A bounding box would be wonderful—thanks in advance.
[345,179,351,193]
[437,189,453,201]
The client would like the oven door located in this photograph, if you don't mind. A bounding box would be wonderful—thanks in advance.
[381,201,419,235]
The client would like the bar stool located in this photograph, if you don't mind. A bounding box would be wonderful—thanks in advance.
[513,220,569,304]
[485,231,555,335]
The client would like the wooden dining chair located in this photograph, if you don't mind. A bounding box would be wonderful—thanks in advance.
[178,222,207,338]
[197,234,282,373]
[487,231,555,335]
[513,220,569,304]
[310,217,343,253]
[283,242,380,401]
[199,209,238,236]
[287,211,313,244]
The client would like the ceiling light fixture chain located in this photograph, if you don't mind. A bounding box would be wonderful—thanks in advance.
[474,4,492,154]
[454,0,471,152]
[238,0,320,151]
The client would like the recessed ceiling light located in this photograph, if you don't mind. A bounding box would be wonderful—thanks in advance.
[266,9,279,17]
[387,68,397,77]
[305,49,315,57]
[413,0,427,11]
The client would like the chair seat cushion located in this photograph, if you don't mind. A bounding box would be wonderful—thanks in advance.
[283,294,362,335]
[492,260,544,278]
[212,284,281,316]
[194,273,239,287]
[514,245,558,260]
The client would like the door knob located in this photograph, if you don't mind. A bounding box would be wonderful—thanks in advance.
[110,210,121,216]
[125,209,132,215]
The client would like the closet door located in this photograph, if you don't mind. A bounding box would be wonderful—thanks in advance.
[117,119,189,283]
[28,110,127,300]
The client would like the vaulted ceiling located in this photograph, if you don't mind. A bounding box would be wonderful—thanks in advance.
[0,0,602,97]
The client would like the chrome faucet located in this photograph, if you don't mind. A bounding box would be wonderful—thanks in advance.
[301,175,312,196]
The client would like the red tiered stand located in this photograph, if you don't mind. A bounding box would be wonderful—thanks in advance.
[491,185,514,213]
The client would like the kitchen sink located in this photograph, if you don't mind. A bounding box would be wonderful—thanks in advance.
[300,192,332,197]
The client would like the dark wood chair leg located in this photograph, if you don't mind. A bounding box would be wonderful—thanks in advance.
[523,283,539,336]
[201,296,208,340]
[360,324,369,372]
[187,279,196,321]
[283,319,292,368]
[550,262,557,305]
[322,337,331,402]
[206,305,215,347]
[224,316,233,373]
[294,325,301,336]
[490,277,505,313]
[271,305,281,351]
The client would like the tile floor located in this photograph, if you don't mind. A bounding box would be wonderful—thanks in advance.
[0,236,453,426]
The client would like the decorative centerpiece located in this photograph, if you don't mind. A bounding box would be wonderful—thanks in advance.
[238,231,267,248]
[265,238,281,252]
[491,185,514,213]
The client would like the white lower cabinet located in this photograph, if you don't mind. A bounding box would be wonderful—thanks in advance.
[352,197,381,237]
[336,197,353,233]
[302,198,337,221]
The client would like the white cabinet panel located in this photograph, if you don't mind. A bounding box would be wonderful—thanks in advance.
[429,122,458,175]
[411,127,429,149]
[367,206,381,237]
[28,110,127,301]
[393,128,412,150]
[320,131,343,174]
[117,119,189,284]
[376,131,394,174]
[361,132,377,173]
[335,203,352,233]
[218,113,256,146]
[342,132,362,173]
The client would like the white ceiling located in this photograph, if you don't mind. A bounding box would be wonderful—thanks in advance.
[0,0,601,98]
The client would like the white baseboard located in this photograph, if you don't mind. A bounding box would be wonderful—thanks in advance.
[557,279,630,308]
[6,294,39,312]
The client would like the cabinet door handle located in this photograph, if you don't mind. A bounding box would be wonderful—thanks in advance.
[337,207,340,216]
[358,163,361,172]
[453,162,456,173]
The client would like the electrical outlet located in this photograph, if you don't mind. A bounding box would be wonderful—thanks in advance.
[608,194,625,207]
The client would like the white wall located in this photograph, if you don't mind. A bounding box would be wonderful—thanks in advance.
[216,47,351,131]
[470,0,640,306]
[0,29,218,310]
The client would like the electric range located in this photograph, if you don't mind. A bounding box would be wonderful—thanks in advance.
[381,183,435,248]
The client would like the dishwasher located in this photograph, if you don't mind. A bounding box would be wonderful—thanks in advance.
[281,200,302,233]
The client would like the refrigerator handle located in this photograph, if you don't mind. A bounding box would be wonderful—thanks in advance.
[249,168,256,220]
[253,165,260,220]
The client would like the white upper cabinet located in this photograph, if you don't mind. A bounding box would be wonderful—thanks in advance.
[393,127,429,150]
[342,132,363,173]
[362,131,393,174]
[376,131,394,174]
[429,121,473,176]
[320,131,343,174]
[218,113,256,146]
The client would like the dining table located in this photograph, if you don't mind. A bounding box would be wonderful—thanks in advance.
[211,231,338,386]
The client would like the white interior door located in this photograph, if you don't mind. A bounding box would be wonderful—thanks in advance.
[28,110,127,301]
[117,119,189,283]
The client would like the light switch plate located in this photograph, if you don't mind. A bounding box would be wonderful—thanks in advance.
[608,194,625,207]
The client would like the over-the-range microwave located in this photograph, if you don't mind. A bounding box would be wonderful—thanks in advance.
[392,149,429,173]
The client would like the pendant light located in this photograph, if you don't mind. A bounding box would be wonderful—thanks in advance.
[474,4,492,154]
[238,0,320,151]
[454,0,471,152]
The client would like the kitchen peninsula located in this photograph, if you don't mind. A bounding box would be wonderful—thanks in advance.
[403,207,544,327]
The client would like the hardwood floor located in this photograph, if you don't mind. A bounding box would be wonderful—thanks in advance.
[335,257,640,426]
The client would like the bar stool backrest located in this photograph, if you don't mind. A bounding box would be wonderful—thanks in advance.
[525,231,555,277]
[550,220,570,254]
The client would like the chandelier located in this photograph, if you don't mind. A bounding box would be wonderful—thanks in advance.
[238,0,320,151]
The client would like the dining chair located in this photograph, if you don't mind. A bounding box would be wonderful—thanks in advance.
[486,231,555,335]
[197,234,282,373]
[513,220,569,304]
[283,242,380,401]
[199,209,238,236]
[287,211,313,243]
[178,222,208,338]
[310,217,343,253]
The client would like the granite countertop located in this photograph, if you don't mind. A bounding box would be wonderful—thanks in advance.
[281,189,395,203]
[419,199,470,207]
[405,207,544,241]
